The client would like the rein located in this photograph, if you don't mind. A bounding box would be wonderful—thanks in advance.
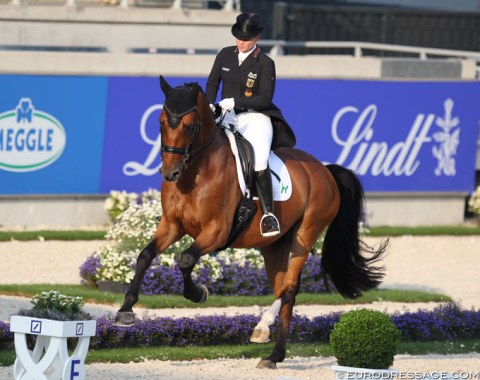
[161,105,219,169]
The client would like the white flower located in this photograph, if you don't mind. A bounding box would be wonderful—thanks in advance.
[468,186,480,216]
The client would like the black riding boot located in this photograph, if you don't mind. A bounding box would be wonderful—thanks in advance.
[256,167,280,237]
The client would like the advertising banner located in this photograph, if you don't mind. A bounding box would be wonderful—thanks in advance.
[275,79,480,192]
[100,77,480,194]
[100,76,162,193]
[0,75,108,194]
[99,76,206,193]
[1,75,478,195]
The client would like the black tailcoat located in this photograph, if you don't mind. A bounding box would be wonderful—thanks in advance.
[206,46,296,149]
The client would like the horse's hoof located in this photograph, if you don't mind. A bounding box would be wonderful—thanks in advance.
[256,359,276,369]
[250,328,270,343]
[114,311,136,326]
[197,285,208,303]
[187,285,209,303]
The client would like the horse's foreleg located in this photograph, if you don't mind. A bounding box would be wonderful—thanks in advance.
[178,246,209,303]
[118,240,157,312]
[115,220,182,326]
[114,240,157,325]
[178,228,227,303]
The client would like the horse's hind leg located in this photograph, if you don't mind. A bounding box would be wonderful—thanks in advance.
[251,239,290,344]
[257,237,310,369]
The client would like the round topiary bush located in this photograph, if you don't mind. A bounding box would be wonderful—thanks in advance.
[329,308,400,369]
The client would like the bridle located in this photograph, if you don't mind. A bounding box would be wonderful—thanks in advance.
[161,103,219,170]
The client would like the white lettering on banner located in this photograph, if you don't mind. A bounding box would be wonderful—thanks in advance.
[0,98,66,172]
[122,104,163,176]
[332,104,435,176]
[123,99,461,181]
[432,98,460,176]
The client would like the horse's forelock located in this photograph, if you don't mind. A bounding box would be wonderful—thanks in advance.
[164,84,197,113]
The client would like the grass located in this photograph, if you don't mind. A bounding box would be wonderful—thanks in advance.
[0,225,479,242]
[368,225,480,236]
[1,340,479,366]
[0,230,106,241]
[0,285,451,308]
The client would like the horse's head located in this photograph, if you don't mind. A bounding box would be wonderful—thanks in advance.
[159,76,214,183]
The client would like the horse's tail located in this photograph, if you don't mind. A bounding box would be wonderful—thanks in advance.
[322,164,388,299]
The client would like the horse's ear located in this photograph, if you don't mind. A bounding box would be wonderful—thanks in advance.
[192,82,200,98]
[159,75,173,95]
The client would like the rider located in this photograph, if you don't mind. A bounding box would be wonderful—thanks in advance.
[206,12,296,237]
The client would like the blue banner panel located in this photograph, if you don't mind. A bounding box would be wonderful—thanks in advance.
[102,78,479,194]
[3,75,477,195]
[0,75,107,194]
[100,76,206,193]
[274,80,480,192]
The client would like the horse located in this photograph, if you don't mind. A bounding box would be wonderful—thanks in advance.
[115,76,388,369]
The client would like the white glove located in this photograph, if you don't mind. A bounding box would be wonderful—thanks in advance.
[219,98,235,111]
[209,104,216,113]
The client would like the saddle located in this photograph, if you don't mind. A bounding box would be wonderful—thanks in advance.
[216,120,257,251]
[222,122,256,197]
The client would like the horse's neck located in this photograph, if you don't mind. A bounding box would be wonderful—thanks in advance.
[190,126,234,182]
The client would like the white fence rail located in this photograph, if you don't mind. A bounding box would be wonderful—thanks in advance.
[259,40,480,78]
[7,0,239,9]
[261,40,480,61]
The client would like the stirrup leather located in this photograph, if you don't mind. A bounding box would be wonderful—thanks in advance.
[260,212,281,237]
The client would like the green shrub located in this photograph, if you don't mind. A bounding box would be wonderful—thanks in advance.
[18,291,92,321]
[329,308,400,369]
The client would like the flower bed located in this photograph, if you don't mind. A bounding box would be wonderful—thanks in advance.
[2,304,478,350]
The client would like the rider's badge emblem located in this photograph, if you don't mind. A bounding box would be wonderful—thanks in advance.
[245,73,256,97]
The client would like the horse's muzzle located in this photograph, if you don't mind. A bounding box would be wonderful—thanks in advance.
[163,170,181,182]
[160,163,181,182]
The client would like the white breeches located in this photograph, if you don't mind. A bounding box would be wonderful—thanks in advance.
[224,110,273,171]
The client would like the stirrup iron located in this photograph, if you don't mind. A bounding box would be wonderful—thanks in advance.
[260,212,280,237]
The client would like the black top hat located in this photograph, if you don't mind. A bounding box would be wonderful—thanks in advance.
[231,13,264,41]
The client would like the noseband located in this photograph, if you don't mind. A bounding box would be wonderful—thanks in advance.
[161,103,218,170]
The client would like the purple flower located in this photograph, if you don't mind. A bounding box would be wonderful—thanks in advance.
[79,253,101,287]
[130,253,336,296]
[3,303,480,349]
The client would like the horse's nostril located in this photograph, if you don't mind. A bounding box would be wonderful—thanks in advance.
[165,171,180,182]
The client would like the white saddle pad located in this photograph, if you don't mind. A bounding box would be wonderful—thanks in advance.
[223,129,292,201]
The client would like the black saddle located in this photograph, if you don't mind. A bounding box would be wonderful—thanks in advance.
[221,122,256,197]
[215,118,257,250]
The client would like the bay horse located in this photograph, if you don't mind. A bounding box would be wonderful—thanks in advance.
[115,76,387,369]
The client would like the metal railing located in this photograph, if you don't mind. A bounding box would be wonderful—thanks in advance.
[260,40,480,61]
[259,40,480,77]
[7,0,239,9]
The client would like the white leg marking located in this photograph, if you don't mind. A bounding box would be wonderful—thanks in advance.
[255,298,281,331]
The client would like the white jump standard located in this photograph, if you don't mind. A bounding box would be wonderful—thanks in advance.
[10,316,96,380]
